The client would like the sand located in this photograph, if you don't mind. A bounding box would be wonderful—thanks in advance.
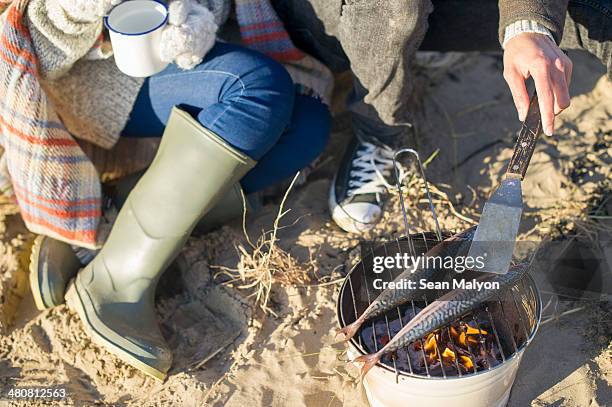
[0,50,610,406]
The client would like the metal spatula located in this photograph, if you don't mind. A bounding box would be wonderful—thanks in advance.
[467,92,543,274]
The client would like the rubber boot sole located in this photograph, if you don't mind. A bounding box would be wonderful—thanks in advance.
[29,235,50,311]
[65,281,167,382]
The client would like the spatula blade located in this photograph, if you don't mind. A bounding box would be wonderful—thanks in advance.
[467,177,523,274]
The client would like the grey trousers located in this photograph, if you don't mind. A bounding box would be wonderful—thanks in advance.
[272,0,612,142]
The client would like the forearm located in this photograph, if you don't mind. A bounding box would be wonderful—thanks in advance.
[498,0,569,45]
[25,0,112,79]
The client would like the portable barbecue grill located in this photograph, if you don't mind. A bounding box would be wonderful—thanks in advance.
[335,149,542,407]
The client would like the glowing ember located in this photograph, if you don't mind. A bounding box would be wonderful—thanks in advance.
[460,355,474,370]
[360,308,504,376]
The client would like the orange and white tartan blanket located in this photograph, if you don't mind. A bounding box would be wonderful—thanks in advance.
[0,0,103,248]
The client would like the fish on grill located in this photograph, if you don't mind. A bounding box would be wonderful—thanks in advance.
[336,227,476,343]
[353,262,530,379]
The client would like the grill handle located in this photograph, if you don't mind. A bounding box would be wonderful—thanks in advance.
[506,91,543,180]
[392,148,442,242]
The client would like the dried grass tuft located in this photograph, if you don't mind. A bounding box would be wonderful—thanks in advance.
[213,173,314,316]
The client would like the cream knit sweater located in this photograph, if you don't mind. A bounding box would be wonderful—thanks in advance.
[24,0,229,149]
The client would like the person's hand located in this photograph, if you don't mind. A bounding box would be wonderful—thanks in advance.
[503,33,573,135]
[159,0,218,70]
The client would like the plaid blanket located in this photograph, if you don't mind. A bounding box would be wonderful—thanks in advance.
[235,0,304,62]
[0,0,332,248]
[0,0,102,248]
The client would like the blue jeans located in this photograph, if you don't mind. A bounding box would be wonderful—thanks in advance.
[122,42,331,193]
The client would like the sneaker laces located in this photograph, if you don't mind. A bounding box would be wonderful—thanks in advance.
[347,142,406,197]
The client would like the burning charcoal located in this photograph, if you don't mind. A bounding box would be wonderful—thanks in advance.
[380,334,390,346]
[388,317,404,337]
[403,306,421,324]
[441,347,456,363]
[426,361,445,377]
[360,319,391,353]
[423,333,437,355]
[352,285,522,376]
[459,355,474,372]
[465,324,488,336]
[389,350,414,372]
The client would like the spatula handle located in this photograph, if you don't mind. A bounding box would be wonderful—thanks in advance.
[506,92,543,179]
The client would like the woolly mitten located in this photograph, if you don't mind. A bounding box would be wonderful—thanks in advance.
[58,0,122,23]
[160,0,218,70]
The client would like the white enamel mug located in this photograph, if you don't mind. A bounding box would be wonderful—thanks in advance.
[104,0,169,77]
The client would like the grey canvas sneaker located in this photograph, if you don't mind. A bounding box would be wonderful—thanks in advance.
[329,135,396,234]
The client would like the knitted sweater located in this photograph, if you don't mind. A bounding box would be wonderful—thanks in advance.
[25,0,230,150]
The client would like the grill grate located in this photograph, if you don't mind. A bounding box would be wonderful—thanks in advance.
[338,233,541,381]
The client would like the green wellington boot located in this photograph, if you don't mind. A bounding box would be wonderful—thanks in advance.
[193,183,247,234]
[29,235,82,310]
[30,174,249,311]
[113,172,249,235]
[65,107,255,381]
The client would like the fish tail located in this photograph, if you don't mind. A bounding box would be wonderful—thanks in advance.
[354,352,382,381]
[335,320,361,343]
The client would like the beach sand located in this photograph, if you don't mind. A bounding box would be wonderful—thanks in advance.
[0,50,610,406]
